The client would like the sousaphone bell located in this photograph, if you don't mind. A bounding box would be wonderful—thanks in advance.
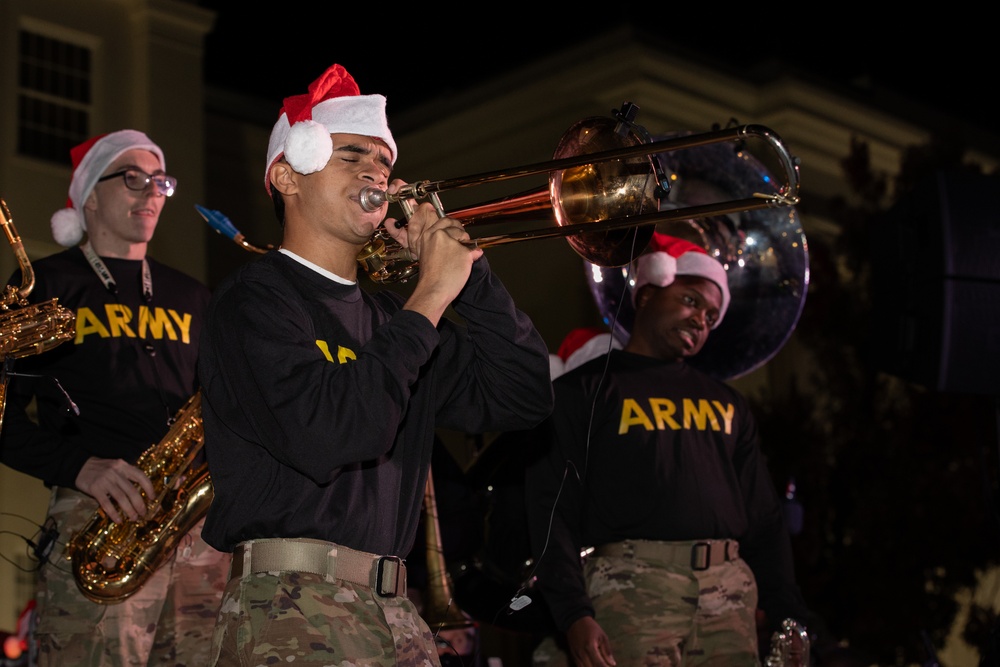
[586,130,809,380]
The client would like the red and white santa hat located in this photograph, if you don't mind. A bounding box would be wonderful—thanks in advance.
[50,130,166,247]
[264,63,397,193]
[632,232,731,328]
[549,326,623,379]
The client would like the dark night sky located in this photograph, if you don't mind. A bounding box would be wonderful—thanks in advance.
[199,8,996,138]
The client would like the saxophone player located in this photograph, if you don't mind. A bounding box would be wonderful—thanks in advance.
[0,130,231,666]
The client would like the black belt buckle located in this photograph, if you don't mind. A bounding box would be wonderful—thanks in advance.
[375,555,402,597]
[691,541,711,571]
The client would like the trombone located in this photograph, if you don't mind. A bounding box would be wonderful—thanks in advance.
[355,102,800,283]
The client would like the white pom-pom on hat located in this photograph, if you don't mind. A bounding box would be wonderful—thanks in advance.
[264,63,397,193]
[51,208,85,247]
[632,232,731,328]
[49,129,166,247]
[283,120,334,175]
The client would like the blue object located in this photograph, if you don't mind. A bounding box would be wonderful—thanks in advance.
[195,204,240,241]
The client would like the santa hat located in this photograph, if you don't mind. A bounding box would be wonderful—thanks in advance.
[632,232,731,328]
[549,326,622,379]
[264,63,397,192]
[50,130,166,247]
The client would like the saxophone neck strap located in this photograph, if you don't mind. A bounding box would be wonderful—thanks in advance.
[81,241,152,302]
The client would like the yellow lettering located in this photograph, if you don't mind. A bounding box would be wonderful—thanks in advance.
[71,306,198,344]
[649,398,680,430]
[105,304,135,338]
[168,310,193,344]
[315,341,357,364]
[682,398,720,431]
[138,306,178,341]
[315,340,334,362]
[73,307,110,343]
[619,398,654,434]
[713,401,734,434]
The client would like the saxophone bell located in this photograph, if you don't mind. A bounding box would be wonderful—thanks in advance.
[66,392,213,604]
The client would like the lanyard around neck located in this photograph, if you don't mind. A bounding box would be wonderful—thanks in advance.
[80,241,174,425]
[81,241,152,302]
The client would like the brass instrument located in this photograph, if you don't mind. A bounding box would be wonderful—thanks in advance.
[586,126,809,381]
[421,468,475,631]
[0,198,76,430]
[66,392,213,603]
[765,618,811,667]
[354,102,800,284]
[195,205,272,255]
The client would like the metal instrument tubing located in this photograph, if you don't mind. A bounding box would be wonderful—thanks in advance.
[368,123,800,209]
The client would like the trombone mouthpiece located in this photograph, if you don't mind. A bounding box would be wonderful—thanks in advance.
[359,187,388,212]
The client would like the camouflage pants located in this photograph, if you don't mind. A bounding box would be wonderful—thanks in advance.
[35,487,231,667]
[211,569,443,666]
[533,545,760,666]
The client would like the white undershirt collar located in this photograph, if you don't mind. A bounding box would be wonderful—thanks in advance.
[278,248,355,285]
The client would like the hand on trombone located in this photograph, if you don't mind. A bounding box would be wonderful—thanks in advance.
[382,178,483,325]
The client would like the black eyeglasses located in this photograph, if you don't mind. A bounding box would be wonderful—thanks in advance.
[96,169,177,197]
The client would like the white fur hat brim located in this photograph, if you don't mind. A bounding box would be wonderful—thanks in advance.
[265,94,396,192]
[633,246,731,328]
[550,329,623,379]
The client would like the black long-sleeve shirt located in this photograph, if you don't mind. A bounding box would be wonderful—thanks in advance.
[0,247,209,488]
[524,349,809,633]
[198,251,553,557]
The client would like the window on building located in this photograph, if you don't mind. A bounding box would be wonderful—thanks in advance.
[17,29,91,165]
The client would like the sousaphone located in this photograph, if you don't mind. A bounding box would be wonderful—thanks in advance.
[585,130,809,379]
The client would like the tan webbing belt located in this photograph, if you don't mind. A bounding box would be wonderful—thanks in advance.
[594,539,740,571]
[230,538,406,597]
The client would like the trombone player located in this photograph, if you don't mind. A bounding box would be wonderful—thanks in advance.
[196,62,553,666]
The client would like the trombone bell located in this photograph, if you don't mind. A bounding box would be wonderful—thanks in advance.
[548,115,660,267]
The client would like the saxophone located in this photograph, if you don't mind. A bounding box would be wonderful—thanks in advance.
[0,198,76,430]
[65,388,214,603]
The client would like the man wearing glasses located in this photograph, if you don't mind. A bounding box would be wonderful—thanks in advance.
[0,130,231,666]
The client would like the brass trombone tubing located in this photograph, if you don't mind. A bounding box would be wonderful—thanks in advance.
[468,192,795,249]
[359,124,800,213]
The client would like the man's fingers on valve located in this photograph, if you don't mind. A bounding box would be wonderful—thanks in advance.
[128,466,156,499]
[94,490,123,524]
[100,466,152,520]
[106,484,148,523]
